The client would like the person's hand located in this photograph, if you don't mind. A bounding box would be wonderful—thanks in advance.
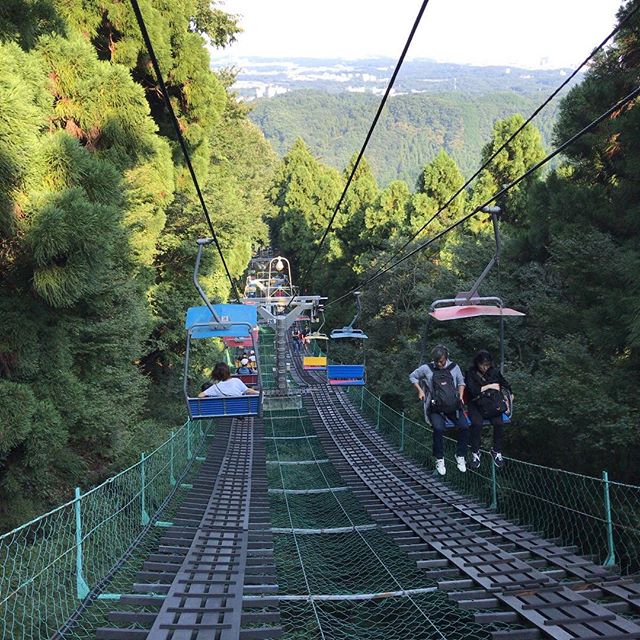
[417,389,425,402]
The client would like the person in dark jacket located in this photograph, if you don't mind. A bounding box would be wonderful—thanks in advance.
[465,350,512,470]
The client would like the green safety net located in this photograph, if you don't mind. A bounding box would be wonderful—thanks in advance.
[0,420,211,640]
[2,324,640,640]
[345,385,640,576]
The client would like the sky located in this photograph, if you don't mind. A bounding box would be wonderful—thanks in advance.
[214,0,625,69]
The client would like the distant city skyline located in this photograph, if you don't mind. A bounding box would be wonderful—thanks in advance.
[213,0,624,70]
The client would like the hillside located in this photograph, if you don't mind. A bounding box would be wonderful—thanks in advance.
[248,89,561,185]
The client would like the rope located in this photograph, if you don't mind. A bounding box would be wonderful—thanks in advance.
[329,81,640,306]
[128,0,241,302]
[292,0,431,302]
[327,5,640,307]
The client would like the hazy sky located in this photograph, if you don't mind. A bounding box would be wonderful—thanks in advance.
[214,0,624,69]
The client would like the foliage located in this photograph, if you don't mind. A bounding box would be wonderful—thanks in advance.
[271,0,640,483]
[0,0,274,529]
[250,89,560,186]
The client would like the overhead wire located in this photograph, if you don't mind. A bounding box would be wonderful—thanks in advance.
[333,2,640,303]
[329,81,640,307]
[129,0,242,302]
[290,0,431,305]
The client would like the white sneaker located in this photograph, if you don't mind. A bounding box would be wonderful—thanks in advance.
[435,459,446,476]
[456,456,467,473]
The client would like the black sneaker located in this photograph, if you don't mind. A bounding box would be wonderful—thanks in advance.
[491,449,505,469]
[470,451,481,470]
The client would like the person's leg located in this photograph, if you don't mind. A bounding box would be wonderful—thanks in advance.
[491,416,505,453]
[468,404,483,453]
[454,413,470,458]
[429,413,445,460]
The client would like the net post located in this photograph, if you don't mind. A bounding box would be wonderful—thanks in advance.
[400,412,405,452]
[360,386,364,410]
[170,430,176,486]
[187,422,192,460]
[140,452,150,526]
[490,462,498,510]
[602,470,616,567]
[74,487,90,599]
[376,395,381,430]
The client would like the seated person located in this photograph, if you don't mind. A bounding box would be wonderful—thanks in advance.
[198,362,259,398]
[249,353,257,369]
[409,344,469,476]
[465,350,512,470]
[236,358,252,375]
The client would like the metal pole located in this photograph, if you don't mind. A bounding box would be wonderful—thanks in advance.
[360,386,364,411]
[400,412,405,452]
[490,462,498,510]
[602,471,616,567]
[187,422,192,460]
[140,453,150,525]
[376,395,381,430]
[74,488,90,599]
[169,430,176,486]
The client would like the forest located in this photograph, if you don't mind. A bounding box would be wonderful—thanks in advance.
[0,0,638,533]
[269,0,640,483]
[0,0,277,529]
[249,89,561,185]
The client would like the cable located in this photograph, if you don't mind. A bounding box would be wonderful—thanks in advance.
[129,0,242,302]
[354,2,640,292]
[328,81,640,307]
[292,0,431,303]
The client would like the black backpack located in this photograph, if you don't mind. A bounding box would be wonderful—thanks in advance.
[429,363,460,414]
[477,388,508,419]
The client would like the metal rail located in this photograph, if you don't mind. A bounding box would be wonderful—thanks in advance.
[308,386,640,640]
[96,417,281,639]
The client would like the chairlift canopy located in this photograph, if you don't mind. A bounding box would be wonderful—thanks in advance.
[430,305,525,322]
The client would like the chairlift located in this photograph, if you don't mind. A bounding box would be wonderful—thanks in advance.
[184,239,262,419]
[303,312,329,370]
[422,206,524,425]
[327,293,368,385]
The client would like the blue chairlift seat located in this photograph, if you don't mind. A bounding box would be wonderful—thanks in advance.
[187,395,261,419]
[330,327,368,340]
[327,364,365,386]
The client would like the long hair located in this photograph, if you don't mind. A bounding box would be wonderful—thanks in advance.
[211,362,231,381]
[473,350,493,370]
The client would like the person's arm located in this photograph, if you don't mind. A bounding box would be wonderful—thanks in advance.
[409,365,428,401]
[465,369,482,400]
[244,387,259,395]
[452,365,465,405]
[480,383,500,392]
[198,383,216,398]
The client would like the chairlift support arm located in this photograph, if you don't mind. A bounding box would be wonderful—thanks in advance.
[457,207,501,304]
[194,239,222,323]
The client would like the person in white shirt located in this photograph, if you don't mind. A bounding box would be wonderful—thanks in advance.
[199,363,259,398]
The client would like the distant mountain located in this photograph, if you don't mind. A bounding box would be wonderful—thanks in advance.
[247,89,562,186]
[221,56,577,100]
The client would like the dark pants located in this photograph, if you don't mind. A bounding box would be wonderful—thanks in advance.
[429,411,470,459]
[469,403,504,454]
